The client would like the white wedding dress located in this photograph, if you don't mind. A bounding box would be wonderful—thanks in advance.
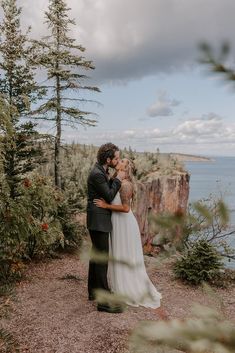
[108,192,162,308]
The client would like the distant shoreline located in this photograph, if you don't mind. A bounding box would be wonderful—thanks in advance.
[169,153,214,162]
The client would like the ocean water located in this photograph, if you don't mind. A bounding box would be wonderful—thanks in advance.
[185,156,235,268]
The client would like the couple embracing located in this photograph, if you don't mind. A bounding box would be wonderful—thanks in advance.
[87,143,162,313]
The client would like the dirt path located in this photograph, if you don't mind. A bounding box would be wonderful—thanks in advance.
[1,252,235,353]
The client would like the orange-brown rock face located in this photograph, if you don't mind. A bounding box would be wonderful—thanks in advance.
[133,172,190,245]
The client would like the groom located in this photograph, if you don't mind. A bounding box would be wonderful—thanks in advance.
[86,142,125,313]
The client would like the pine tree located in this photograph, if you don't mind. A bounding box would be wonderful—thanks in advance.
[0,0,46,198]
[174,239,222,285]
[1,119,46,198]
[33,0,100,188]
[0,0,42,119]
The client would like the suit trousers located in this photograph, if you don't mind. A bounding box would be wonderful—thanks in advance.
[88,230,110,298]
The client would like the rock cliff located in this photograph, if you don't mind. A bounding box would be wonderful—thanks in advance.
[133,171,190,245]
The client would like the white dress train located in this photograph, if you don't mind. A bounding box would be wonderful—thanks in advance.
[108,192,162,308]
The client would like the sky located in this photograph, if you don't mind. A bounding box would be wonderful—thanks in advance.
[17,0,235,156]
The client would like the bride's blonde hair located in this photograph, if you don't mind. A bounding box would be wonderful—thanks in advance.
[123,159,137,205]
[123,158,135,182]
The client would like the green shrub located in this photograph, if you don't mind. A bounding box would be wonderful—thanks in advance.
[174,239,223,285]
[57,202,86,251]
[0,174,63,280]
[0,171,86,281]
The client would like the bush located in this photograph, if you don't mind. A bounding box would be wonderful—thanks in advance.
[0,173,86,281]
[0,174,63,280]
[57,202,86,251]
[174,239,223,285]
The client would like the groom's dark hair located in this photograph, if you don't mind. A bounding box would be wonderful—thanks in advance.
[97,142,119,165]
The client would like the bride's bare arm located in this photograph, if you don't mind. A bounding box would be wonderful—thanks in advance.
[94,181,133,213]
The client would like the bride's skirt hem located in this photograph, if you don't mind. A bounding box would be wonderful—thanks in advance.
[120,292,162,309]
[126,301,161,309]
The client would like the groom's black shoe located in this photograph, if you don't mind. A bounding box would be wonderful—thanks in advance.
[97,303,124,313]
[88,295,95,301]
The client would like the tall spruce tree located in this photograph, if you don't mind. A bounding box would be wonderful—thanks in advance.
[33,0,100,188]
[0,0,41,119]
[0,0,45,198]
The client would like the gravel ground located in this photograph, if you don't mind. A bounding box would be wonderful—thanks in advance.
[1,252,235,353]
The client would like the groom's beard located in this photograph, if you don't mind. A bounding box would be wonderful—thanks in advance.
[108,163,117,170]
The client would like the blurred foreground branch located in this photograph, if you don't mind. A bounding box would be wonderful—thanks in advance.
[130,304,235,353]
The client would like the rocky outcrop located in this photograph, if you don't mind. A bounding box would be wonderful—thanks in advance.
[133,172,190,245]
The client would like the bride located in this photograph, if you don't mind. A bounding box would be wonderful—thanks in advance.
[94,158,162,309]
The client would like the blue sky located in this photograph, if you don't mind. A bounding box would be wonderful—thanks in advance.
[18,0,235,156]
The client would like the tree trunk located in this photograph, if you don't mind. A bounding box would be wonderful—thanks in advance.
[55,73,62,189]
[55,17,62,189]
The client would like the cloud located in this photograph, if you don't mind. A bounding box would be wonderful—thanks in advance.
[124,130,135,137]
[17,0,235,84]
[173,113,223,139]
[60,113,235,155]
[147,91,181,117]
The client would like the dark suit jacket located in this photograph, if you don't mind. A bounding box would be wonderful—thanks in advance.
[86,163,121,232]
